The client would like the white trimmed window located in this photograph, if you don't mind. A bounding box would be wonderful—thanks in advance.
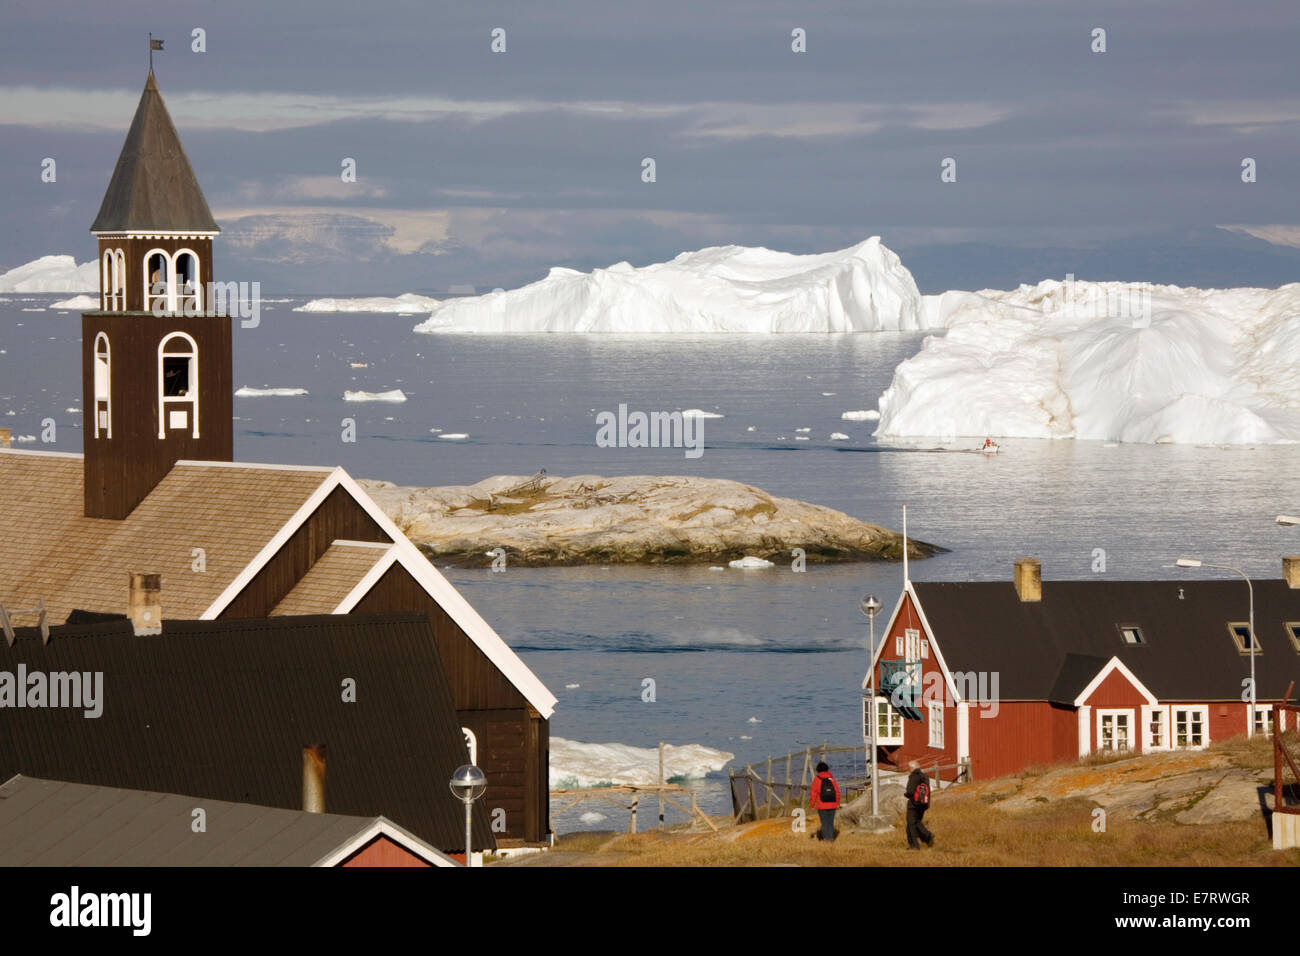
[1285,622,1300,654]
[144,249,171,313]
[1172,706,1208,749]
[1142,705,1168,751]
[928,701,944,748]
[920,639,930,659]
[866,696,904,745]
[101,249,124,310]
[92,332,111,439]
[904,628,920,663]
[1097,709,1133,752]
[1253,705,1274,738]
[158,332,199,438]
[174,249,202,312]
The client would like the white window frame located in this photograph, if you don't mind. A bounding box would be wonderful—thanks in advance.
[920,638,930,659]
[143,248,174,314]
[157,331,200,439]
[1095,708,1134,753]
[1172,705,1209,749]
[1285,622,1300,654]
[1252,704,1275,738]
[904,628,920,663]
[1227,622,1261,656]
[1141,704,1168,752]
[866,696,904,746]
[92,332,111,439]
[928,701,944,748]
[174,248,203,312]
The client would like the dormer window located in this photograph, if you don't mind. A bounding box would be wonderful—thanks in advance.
[1118,624,1145,645]
[92,332,111,438]
[1286,623,1300,653]
[1227,623,1260,655]
[158,332,199,438]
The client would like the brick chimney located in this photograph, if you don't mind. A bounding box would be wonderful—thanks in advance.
[127,572,162,635]
[302,745,326,813]
[1014,558,1042,602]
[1284,556,1300,589]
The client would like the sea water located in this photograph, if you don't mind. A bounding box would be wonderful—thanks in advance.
[5,297,1298,831]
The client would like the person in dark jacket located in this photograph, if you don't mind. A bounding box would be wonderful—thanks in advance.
[905,759,934,849]
[809,761,840,842]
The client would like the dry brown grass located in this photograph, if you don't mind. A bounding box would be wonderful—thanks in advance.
[551,735,1298,867]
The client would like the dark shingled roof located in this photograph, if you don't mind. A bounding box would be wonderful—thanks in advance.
[0,613,492,852]
[0,775,454,866]
[911,579,1300,702]
[90,70,219,233]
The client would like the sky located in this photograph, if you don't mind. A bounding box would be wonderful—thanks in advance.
[1,0,1298,293]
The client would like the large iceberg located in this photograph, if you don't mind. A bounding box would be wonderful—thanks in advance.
[876,280,1300,445]
[549,737,734,788]
[414,238,935,334]
[0,255,97,293]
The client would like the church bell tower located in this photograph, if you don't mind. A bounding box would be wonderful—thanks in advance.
[83,69,232,520]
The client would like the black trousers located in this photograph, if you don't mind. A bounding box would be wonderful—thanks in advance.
[906,806,932,848]
[817,808,836,841]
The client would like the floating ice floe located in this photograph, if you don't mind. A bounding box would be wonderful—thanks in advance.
[829,432,849,441]
[578,811,607,825]
[682,408,723,419]
[343,389,407,403]
[438,433,469,440]
[413,238,936,334]
[51,294,99,310]
[729,556,775,569]
[549,737,734,788]
[296,293,439,314]
[841,410,880,421]
[235,386,308,397]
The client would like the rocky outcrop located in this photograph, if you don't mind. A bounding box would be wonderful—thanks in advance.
[360,473,944,567]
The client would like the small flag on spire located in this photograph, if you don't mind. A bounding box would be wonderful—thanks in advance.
[151,38,164,51]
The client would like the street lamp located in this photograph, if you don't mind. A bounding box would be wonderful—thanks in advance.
[860,594,884,824]
[1176,557,1256,738]
[449,764,487,867]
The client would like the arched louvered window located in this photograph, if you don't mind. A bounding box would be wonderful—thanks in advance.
[157,331,199,438]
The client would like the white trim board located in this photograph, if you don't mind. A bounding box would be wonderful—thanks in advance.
[201,465,558,719]
[312,816,460,868]
[1072,656,1159,708]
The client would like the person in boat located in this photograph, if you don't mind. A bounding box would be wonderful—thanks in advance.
[982,437,996,451]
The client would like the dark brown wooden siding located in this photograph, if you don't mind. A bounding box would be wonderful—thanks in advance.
[81,311,232,519]
[354,564,549,843]
[219,486,388,618]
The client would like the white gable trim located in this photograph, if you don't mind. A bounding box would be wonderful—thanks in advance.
[863,582,962,703]
[1072,656,1159,708]
[330,545,401,613]
[198,467,343,619]
[201,465,557,718]
[312,816,460,868]
[331,470,558,718]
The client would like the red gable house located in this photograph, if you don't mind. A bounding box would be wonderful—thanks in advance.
[865,558,1300,782]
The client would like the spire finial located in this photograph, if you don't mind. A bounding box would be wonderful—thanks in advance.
[149,33,163,73]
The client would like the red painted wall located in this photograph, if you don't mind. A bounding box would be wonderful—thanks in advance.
[340,835,433,867]
[969,701,1077,779]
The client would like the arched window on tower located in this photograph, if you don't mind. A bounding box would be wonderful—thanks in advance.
[143,249,172,313]
[157,332,199,439]
[114,248,126,308]
[93,332,111,438]
[174,249,202,312]
[101,251,116,310]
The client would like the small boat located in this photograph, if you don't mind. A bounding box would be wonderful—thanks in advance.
[980,439,1000,455]
[350,361,368,368]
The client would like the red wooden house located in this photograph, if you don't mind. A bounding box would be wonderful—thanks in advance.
[864,558,1300,781]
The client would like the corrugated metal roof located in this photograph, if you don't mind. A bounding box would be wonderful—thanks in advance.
[0,775,413,866]
[0,613,493,852]
[0,451,331,622]
[912,579,1300,701]
[90,71,219,233]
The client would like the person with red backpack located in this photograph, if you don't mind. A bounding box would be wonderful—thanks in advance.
[809,761,840,842]
[905,758,934,849]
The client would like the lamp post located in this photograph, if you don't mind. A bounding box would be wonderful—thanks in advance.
[860,594,883,822]
[1176,557,1256,738]
[449,764,487,867]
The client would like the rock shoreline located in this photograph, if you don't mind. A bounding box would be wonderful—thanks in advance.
[361,473,944,567]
